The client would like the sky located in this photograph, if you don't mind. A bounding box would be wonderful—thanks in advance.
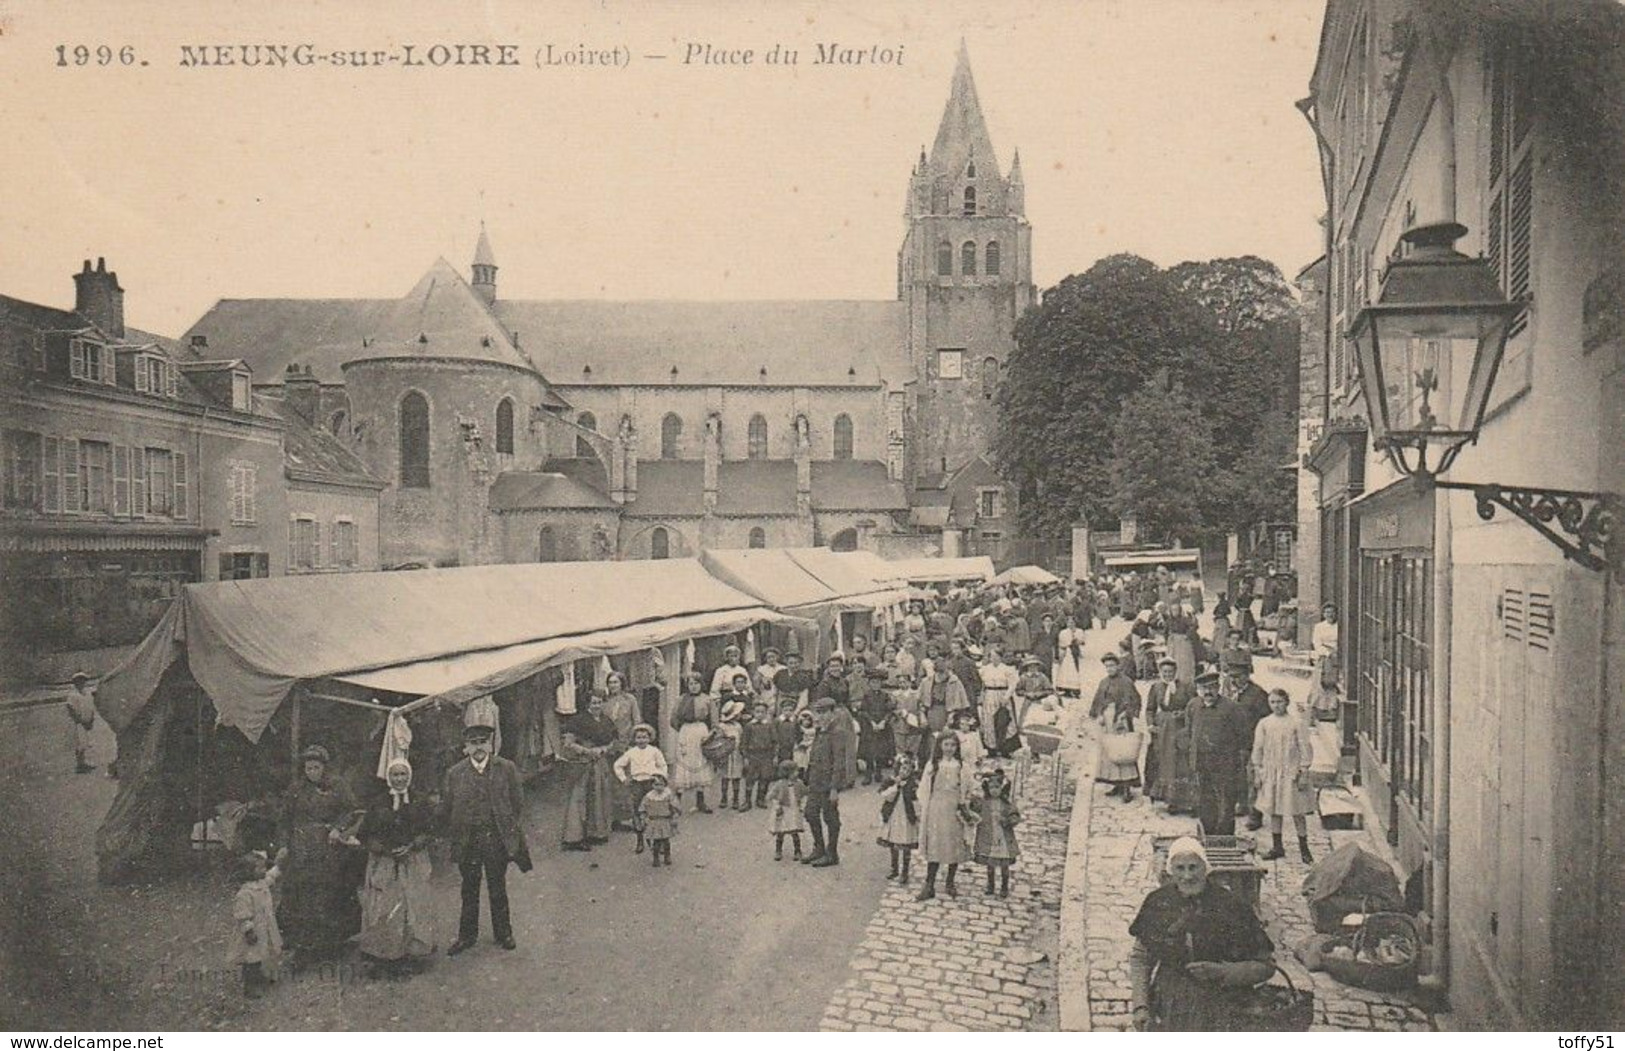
[0,0,1328,336]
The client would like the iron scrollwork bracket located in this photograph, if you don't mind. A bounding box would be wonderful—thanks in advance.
[1436,481,1620,573]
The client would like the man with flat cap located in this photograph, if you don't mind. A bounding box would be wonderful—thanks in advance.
[801,697,853,867]
[1187,670,1251,836]
[441,722,532,955]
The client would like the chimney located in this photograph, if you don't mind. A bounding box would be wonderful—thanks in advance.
[283,363,321,423]
[189,334,208,355]
[73,257,125,338]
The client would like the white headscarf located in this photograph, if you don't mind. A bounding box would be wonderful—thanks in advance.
[1164,835,1208,873]
[386,757,413,810]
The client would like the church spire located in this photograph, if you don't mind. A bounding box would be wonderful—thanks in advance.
[471,222,497,306]
[929,40,998,179]
[1007,148,1025,216]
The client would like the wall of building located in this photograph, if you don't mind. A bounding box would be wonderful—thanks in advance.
[198,415,289,579]
[699,516,810,551]
[1294,258,1328,619]
[618,518,701,560]
[497,509,620,563]
[284,483,381,573]
[559,385,890,464]
[343,357,549,567]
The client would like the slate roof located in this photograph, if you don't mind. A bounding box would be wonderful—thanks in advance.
[488,471,618,512]
[180,260,543,383]
[622,460,705,519]
[810,460,909,511]
[491,299,910,387]
[257,396,382,489]
[715,460,799,517]
[540,456,610,493]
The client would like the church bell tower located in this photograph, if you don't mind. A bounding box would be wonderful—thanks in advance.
[899,43,1034,489]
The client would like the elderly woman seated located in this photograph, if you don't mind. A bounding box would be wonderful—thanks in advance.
[1128,837,1275,1031]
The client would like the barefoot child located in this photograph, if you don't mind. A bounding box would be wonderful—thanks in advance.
[612,723,668,854]
[639,774,679,867]
[227,849,285,998]
[878,752,921,884]
[765,759,806,860]
[970,765,1021,898]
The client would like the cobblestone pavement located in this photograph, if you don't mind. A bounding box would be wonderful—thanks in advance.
[819,750,1076,1032]
[1080,652,1437,1033]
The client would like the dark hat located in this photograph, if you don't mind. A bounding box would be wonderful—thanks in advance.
[811,697,837,712]
[1100,652,1121,665]
[1195,670,1221,688]
[463,723,496,742]
[300,744,330,764]
[1225,650,1254,671]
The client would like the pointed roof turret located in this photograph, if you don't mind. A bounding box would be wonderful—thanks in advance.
[929,41,999,179]
[473,223,497,269]
[1009,148,1024,184]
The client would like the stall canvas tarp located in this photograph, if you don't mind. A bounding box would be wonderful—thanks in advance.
[96,559,789,743]
[991,564,1062,586]
[697,548,845,612]
[884,555,997,584]
[832,549,910,589]
[781,547,911,611]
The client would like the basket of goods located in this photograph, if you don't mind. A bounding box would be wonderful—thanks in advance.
[1320,911,1421,992]
[1223,966,1315,1032]
[701,729,737,764]
[1100,728,1144,767]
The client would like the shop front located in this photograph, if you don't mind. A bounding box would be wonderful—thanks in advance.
[1351,477,1435,889]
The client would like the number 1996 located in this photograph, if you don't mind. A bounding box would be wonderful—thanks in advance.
[56,44,140,66]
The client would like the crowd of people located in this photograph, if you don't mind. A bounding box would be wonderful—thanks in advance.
[217,563,1330,1026]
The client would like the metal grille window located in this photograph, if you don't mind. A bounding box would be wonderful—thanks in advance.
[1357,550,1433,823]
[748,526,766,549]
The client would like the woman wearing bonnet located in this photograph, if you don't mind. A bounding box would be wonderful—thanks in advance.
[1127,836,1274,1030]
[357,758,437,973]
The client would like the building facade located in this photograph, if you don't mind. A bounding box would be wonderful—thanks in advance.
[1303,0,1625,1026]
[174,47,1030,571]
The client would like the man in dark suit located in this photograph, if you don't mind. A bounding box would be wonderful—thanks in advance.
[800,697,853,868]
[1226,652,1273,831]
[1188,671,1251,835]
[440,723,532,955]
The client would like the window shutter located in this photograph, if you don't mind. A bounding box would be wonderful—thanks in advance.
[1527,591,1553,653]
[165,364,177,398]
[134,360,149,393]
[173,451,188,520]
[1506,154,1533,338]
[132,447,147,517]
[1500,587,1525,642]
[62,438,80,512]
[42,437,60,513]
[331,522,341,566]
[245,465,257,522]
[313,521,324,569]
[253,553,269,578]
[113,445,130,515]
[70,341,85,379]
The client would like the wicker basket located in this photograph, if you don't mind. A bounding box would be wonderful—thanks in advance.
[1101,729,1144,766]
[1320,912,1421,992]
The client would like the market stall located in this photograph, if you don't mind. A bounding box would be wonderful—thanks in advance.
[883,554,997,586]
[990,564,1062,587]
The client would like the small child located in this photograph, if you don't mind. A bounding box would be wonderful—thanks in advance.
[793,709,817,780]
[739,701,779,811]
[638,773,679,868]
[772,697,800,767]
[716,692,748,810]
[227,849,285,998]
[613,723,669,854]
[952,709,986,770]
[877,752,921,884]
[970,765,1021,898]
[764,759,806,860]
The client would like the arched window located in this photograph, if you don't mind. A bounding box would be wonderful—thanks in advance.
[963,186,977,216]
[833,414,854,460]
[985,241,1001,276]
[650,527,670,560]
[495,398,514,455]
[399,391,430,488]
[537,526,557,563]
[576,411,597,458]
[747,414,768,459]
[661,413,682,459]
[962,241,977,277]
[748,526,766,549]
[830,527,858,552]
[329,409,348,438]
[983,356,1001,399]
[937,241,953,277]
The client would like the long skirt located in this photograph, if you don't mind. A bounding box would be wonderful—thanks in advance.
[278,824,360,958]
[918,789,971,864]
[1168,633,1197,686]
[562,757,613,844]
[1150,965,1237,1031]
[1149,712,1197,811]
[357,849,437,962]
[673,721,715,792]
[1055,646,1085,694]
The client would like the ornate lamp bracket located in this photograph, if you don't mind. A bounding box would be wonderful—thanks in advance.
[1435,481,1621,573]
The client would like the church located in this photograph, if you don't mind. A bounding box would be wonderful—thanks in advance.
[178,45,1035,569]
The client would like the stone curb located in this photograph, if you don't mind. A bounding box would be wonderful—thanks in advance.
[1056,713,1100,1032]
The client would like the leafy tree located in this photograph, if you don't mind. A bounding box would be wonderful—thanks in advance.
[1205,407,1298,533]
[1108,380,1217,545]
[993,254,1229,537]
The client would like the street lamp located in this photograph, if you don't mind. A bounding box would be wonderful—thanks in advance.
[1348,222,1619,572]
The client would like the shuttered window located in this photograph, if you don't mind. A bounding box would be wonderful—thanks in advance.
[173,451,188,520]
[113,445,130,515]
[62,438,81,513]
[42,436,60,513]
[132,447,147,517]
[1488,43,1534,342]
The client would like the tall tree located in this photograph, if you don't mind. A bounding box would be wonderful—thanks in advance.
[993,254,1229,537]
[1108,380,1217,545]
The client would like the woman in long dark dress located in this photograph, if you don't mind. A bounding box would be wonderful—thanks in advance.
[357,758,437,974]
[1128,837,1274,1031]
[560,693,617,851]
[857,672,896,786]
[278,745,363,965]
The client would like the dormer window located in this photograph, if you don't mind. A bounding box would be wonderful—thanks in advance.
[69,340,110,384]
[231,370,251,411]
[133,353,177,398]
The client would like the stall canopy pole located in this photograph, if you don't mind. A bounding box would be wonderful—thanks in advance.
[289,690,302,768]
